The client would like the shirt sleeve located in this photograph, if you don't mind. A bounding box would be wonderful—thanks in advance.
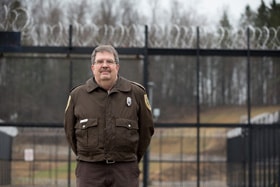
[137,92,154,162]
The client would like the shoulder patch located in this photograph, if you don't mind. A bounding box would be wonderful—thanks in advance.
[144,94,152,111]
[130,81,146,91]
[65,96,71,112]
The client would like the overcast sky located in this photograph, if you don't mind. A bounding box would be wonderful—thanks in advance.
[192,0,278,25]
[141,0,278,26]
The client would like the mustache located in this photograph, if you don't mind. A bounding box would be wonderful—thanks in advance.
[100,68,111,72]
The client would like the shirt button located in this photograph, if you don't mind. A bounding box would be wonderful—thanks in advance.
[128,124,131,128]
[82,125,86,128]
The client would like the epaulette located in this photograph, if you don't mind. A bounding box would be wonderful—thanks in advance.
[130,81,146,91]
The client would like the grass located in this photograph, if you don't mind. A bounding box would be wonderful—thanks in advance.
[162,105,280,123]
[34,162,76,179]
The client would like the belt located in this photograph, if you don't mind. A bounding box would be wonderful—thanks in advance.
[78,160,116,164]
[79,160,135,165]
[105,160,116,164]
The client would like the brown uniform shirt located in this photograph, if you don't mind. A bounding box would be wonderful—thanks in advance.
[64,76,154,162]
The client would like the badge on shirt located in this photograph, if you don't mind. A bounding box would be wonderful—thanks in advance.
[126,97,132,106]
[144,94,152,111]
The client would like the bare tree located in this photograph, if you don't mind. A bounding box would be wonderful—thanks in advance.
[30,1,65,25]
[91,0,118,25]
[119,0,141,25]
[66,0,92,25]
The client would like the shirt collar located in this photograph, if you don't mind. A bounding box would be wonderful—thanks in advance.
[86,76,131,93]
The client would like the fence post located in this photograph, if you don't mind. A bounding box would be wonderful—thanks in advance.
[142,25,150,187]
[67,24,73,187]
[247,27,253,187]
[196,26,201,187]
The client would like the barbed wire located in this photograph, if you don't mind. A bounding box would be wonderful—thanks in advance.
[0,5,279,49]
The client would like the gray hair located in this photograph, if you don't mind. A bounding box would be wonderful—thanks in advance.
[91,45,119,64]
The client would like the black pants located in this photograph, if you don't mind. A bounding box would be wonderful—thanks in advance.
[76,161,140,187]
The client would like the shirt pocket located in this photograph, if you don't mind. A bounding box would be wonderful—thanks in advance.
[115,118,139,152]
[75,118,98,150]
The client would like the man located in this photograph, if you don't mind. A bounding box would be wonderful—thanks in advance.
[64,45,154,187]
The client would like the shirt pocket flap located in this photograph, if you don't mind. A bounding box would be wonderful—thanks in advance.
[75,118,98,129]
[116,119,138,130]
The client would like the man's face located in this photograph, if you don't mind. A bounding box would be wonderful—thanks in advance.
[91,51,119,84]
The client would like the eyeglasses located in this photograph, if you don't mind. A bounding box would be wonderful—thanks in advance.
[94,59,116,65]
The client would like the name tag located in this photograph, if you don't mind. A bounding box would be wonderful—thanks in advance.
[80,119,88,123]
